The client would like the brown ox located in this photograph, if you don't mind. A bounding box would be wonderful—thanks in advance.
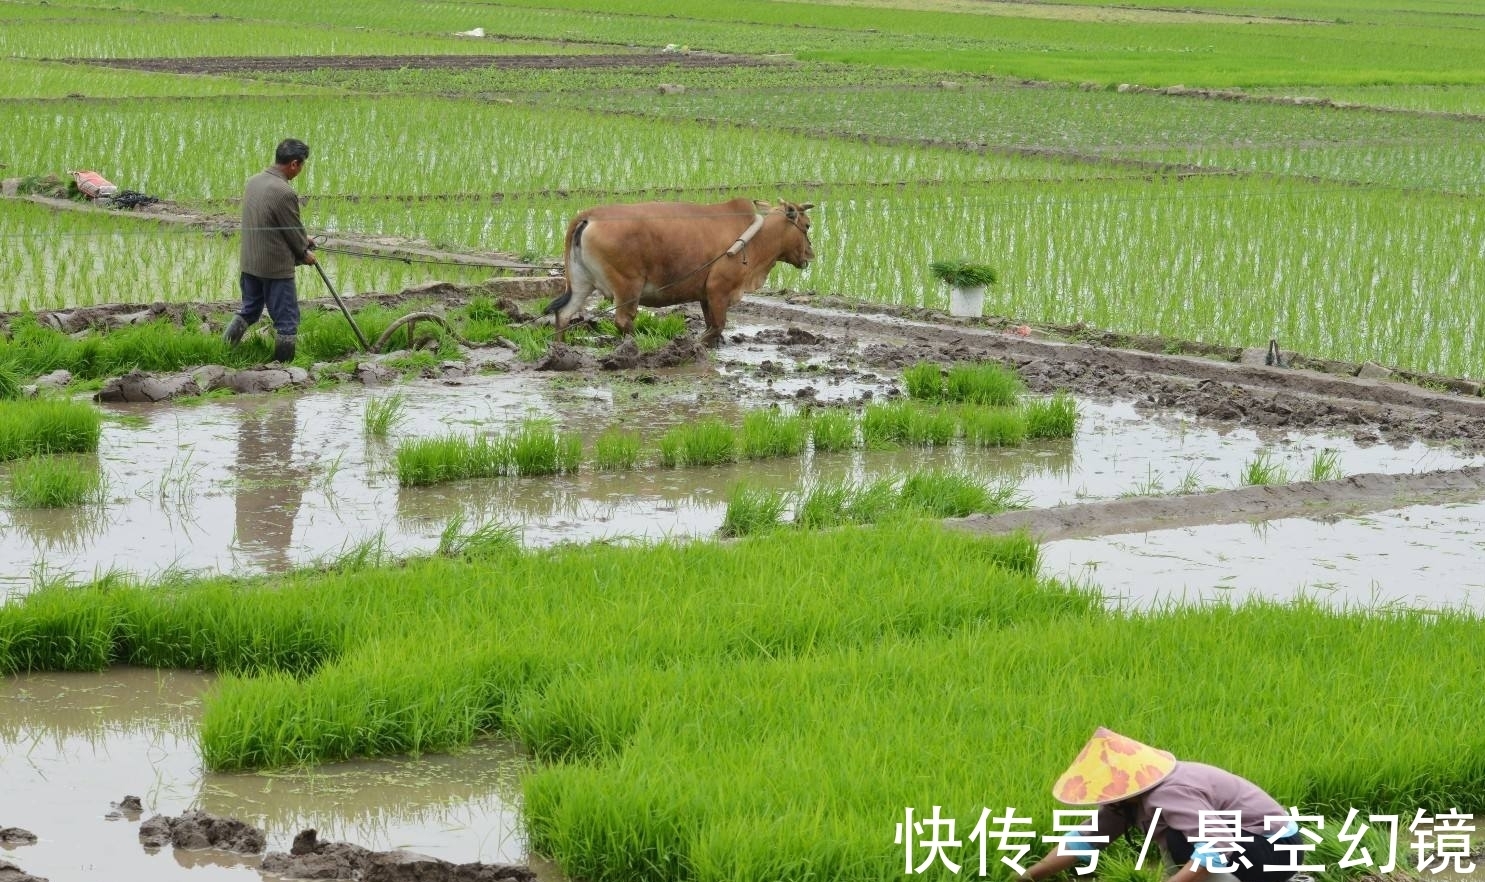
[547,197,815,346]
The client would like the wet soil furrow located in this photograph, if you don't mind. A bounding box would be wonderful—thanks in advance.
[735,298,1485,421]
[945,465,1485,542]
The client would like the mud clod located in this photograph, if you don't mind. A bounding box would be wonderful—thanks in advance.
[137,810,266,854]
[0,859,48,882]
[227,367,308,395]
[96,369,202,403]
[646,333,707,367]
[292,828,321,855]
[535,342,592,372]
[263,829,536,882]
[0,828,37,846]
[783,327,820,346]
[599,338,641,370]
[104,795,144,821]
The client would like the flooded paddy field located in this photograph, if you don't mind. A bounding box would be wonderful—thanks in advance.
[1039,498,1485,612]
[2,312,1480,609]
[7,299,1485,882]
[0,667,553,882]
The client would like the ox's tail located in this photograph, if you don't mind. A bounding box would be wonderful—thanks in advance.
[543,289,571,316]
[545,217,591,316]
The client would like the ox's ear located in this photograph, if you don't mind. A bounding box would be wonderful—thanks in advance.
[799,203,814,212]
[753,199,771,213]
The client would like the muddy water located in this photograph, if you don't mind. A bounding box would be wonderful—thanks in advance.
[1041,497,1485,612]
[0,667,556,882]
[0,351,1478,602]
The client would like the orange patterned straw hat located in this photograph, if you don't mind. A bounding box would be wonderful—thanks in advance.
[1052,727,1178,805]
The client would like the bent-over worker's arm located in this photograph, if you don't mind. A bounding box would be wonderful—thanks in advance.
[1019,849,1084,881]
[1163,859,1212,882]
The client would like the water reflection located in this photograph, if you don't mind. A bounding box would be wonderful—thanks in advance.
[230,399,309,572]
[2,501,111,554]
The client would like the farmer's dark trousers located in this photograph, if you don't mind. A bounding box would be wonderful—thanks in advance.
[237,273,300,336]
[1166,829,1307,882]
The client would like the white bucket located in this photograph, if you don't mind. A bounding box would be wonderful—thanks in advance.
[948,285,986,318]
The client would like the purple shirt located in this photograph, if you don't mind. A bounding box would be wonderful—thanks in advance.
[1094,761,1290,843]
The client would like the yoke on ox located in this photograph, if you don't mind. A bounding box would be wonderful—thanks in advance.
[548,197,814,347]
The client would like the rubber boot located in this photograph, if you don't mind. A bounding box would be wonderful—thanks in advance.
[222,315,248,347]
[272,334,296,364]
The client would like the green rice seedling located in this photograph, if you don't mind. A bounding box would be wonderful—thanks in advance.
[593,429,641,471]
[508,419,582,477]
[972,528,1041,576]
[842,476,903,524]
[860,401,915,448]
[945,362,1023,406]
[362,393,407,438]
[316,533,389,575]
[0,399,104,461]
[660,418,736,468]
[436,513,520,561]
[719,483,788,538]
[1175,467,1208,495]
[794,480,853,530]
[1240,451,1290,487]
[0,363,23,400]
[380,350,440,374]
[634,311,688,347]
[685,419,737,467]
[1023,392,1078,439]
[396,435,472,487]
[395,434,512,486]
[902,361,943,401]
[903,406,957,447]
[1120,466,1167,499]
[741,408,808,460]
[6,454,106,508]
[501,327,552,361]
[809,408,857,453]
[634,330,673,354]
[657,430,684,469]
[463,296,509,325]
[898,469,994,518]
[960,405,1028,447]
[1309,448,1343,482]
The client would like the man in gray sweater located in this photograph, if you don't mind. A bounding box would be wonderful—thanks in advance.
[224,138,316,363]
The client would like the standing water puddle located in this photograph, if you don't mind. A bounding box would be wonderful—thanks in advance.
[0,667,555,882]
[1,362,1479,605]
[1042,499,1485,612]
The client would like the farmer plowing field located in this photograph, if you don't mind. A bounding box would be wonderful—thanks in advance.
[1019,728,1305,882]
[223,138,317,364]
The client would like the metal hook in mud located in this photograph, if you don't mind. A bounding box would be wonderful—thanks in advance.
[370,311,516,354]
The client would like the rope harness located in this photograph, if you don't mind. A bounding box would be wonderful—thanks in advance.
[651,205,810,295]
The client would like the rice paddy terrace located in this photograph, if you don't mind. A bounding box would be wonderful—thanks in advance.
[3,1,1485,881]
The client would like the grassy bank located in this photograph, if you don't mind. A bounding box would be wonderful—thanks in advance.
[0,522,1068,768]
[3,522,1485,880]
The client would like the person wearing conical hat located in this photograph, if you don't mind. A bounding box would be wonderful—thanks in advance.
[1017,728,1304,882]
